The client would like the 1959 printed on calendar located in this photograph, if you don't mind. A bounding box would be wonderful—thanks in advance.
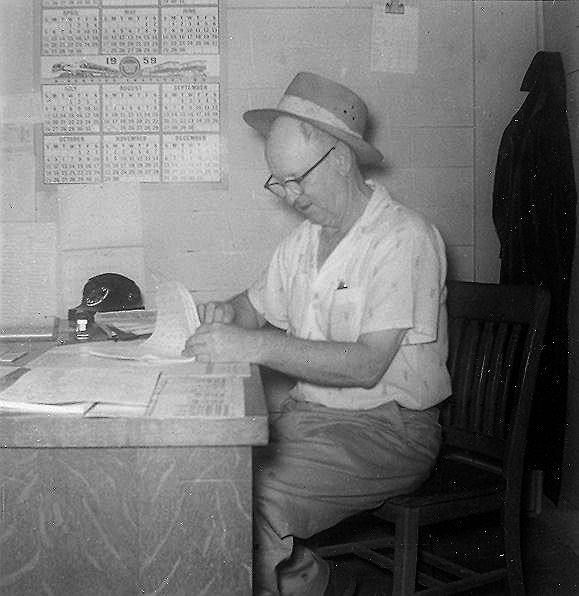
[38,0,223,185]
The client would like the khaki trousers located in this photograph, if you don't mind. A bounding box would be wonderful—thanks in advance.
[253,396,441,595]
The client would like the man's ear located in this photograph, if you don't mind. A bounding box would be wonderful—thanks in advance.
[334,141,354,176]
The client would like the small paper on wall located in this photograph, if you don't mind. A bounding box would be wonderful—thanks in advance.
[57,181,143,250]
[0,223,57,322]
[371,4,419,74]
[0,93,43,124]
[0,152,36,220]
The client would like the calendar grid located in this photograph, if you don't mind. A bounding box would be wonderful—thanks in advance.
[159,82,166,183]
[158,4,163,56]
[98,1,103,54]
[99,84,105,183]
[39,0,223,184]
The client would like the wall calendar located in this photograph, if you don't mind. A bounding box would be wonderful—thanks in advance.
[38,0,223,184]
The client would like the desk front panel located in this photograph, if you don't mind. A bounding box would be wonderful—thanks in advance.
[1,445,253,595]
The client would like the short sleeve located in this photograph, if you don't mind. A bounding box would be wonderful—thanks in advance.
[360,220,446,344]
[248,229,302,330]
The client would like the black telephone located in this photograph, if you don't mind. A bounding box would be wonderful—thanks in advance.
[68,273,144,321]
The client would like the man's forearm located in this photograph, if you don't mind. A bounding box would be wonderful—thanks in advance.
[252,327,386,389]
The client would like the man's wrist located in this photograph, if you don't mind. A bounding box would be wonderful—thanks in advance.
[247,328,268,364]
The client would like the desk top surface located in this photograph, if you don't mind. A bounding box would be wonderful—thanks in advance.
[0,334,269,449]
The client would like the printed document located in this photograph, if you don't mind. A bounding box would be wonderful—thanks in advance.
[89,281,200,362]
[149,374,245,418]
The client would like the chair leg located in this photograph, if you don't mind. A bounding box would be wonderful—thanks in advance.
[503,504,525,596]
[393,508,420,596]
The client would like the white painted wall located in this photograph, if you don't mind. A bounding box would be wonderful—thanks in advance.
[0,0,540,308]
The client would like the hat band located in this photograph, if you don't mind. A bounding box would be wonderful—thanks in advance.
[276,94,363,139]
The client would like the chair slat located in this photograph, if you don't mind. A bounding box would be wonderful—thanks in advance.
[495,323,523,438]
[452,320,480,428]
[471,321,496,433]
[482,322,508,434]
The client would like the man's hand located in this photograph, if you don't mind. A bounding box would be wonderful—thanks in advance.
[197,301,235,324]
[183,323,260,363]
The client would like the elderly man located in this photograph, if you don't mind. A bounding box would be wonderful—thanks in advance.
[184,72,451,596]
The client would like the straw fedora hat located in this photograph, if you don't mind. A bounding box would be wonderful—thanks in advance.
[243,72,383,165]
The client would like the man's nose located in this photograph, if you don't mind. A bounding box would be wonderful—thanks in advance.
[284,185,302,206]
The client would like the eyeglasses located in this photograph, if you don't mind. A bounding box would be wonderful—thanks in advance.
[264,146,335,199]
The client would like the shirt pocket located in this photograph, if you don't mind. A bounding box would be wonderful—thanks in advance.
[328,287,364,342]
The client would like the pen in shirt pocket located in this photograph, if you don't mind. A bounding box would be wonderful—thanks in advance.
[336,280,349,290]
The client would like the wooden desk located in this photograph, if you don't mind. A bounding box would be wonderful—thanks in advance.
[0,350,268,596]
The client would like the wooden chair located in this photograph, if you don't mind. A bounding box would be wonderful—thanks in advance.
[309,281,550,595]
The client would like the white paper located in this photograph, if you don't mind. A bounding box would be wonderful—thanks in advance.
[89,281,200,362]
[141,281,200,357]
[0,400,90,415]
[0,152,36,219]
[95,309,156,335]
[149,374,245,418]
[0,367,19,379]
[0,223,58,323]
[0,122,34,152]
[0,366,159,406]
[85,402,148,418]
[57,182,143,250]
[371,5,418,73]
[29,343,251,376]
[0,93,43,125]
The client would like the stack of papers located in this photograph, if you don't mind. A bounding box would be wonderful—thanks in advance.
[0,365,246,419]
[0,366,159,416]
[95,309,156,337]
[90,281,200,362]
[0,281,247,419]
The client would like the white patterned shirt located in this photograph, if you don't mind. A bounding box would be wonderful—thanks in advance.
[248,181,451,410]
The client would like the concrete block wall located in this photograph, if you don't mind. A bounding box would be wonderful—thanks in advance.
[0,1,541,309]
[144,0,541,305]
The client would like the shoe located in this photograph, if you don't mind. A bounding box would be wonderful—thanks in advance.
[323,561,356,596]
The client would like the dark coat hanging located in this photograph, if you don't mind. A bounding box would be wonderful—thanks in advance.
[492,51,577,502]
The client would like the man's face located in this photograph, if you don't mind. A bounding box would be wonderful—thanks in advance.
[264,117,346,228]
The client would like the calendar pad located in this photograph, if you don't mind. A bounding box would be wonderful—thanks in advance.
[39,1,223,184]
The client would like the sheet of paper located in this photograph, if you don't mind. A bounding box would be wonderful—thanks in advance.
[0,93,43,125]
[57,182,143,250]
[85,403,148,418]
[29,343,251,376]
[0,366,159,406]
[0,152,36,221]
[0,400,90,415]
[371,5,419,73]
[95,309,157,336]
[140,281,200,357]
[0,122,34,152]
[0,367,20,379]
[86,338,187,363]
[149,375,245,418]
[0,223,58,323]
[89,281,200,362]
[29,343,147,369]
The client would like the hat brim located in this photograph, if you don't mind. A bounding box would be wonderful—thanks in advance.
[243,108,384,166]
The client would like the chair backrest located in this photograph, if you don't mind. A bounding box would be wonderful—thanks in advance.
[441,281,550,479]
